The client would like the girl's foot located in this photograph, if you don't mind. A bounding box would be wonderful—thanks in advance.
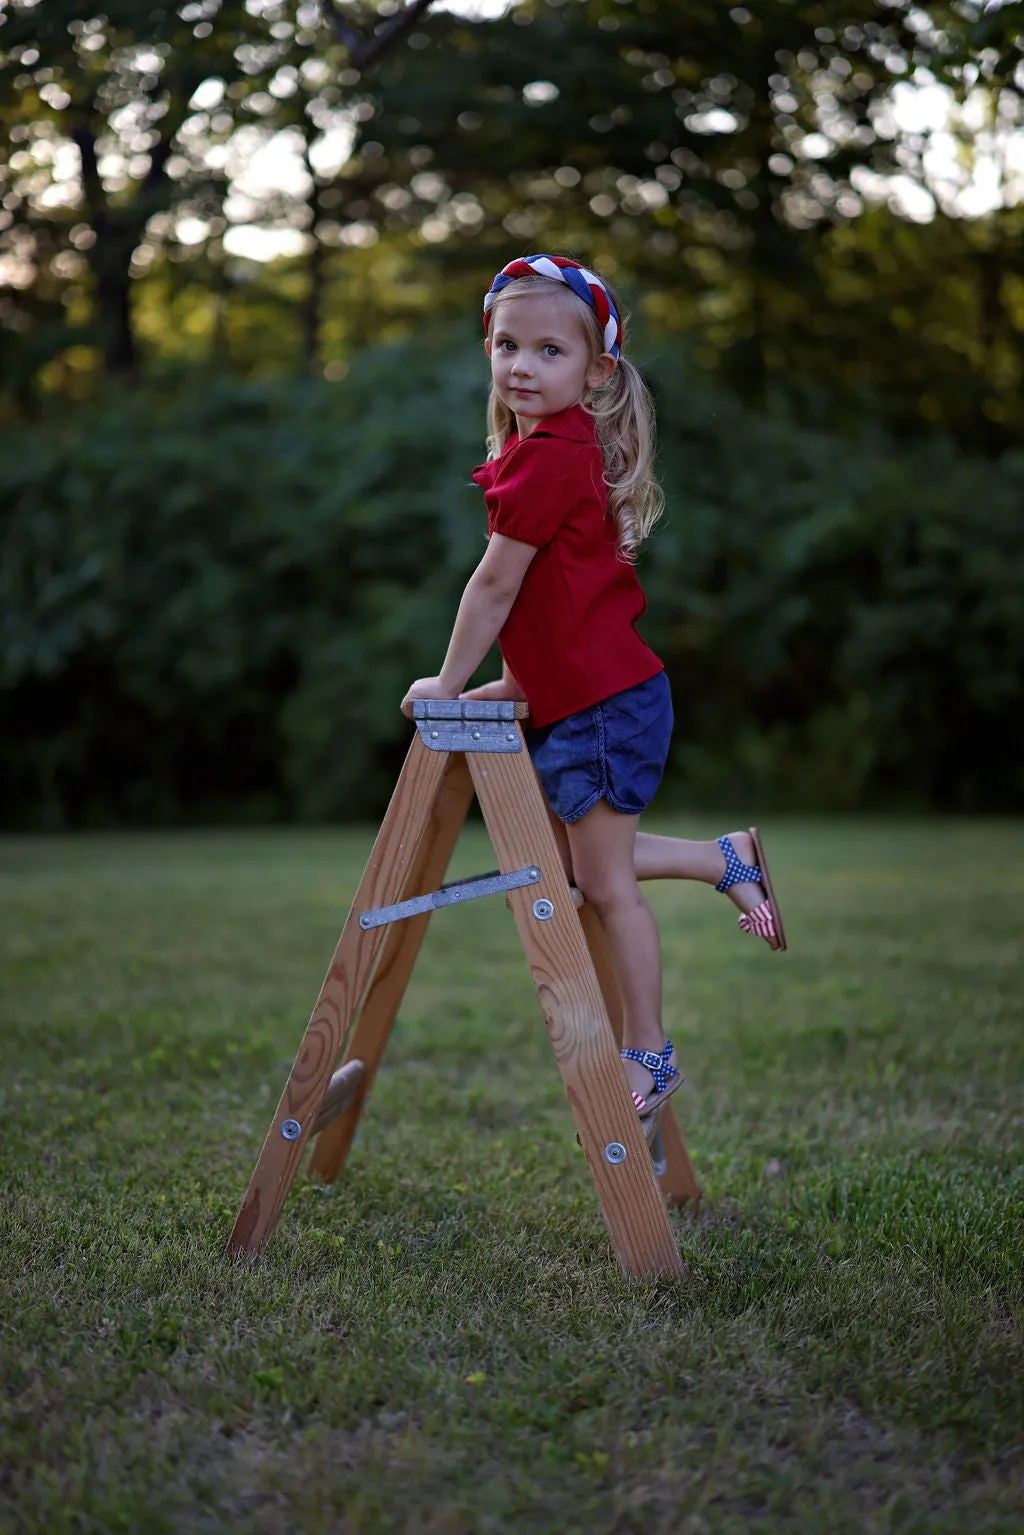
[620,1039,684,1119]
[716,830,785,950]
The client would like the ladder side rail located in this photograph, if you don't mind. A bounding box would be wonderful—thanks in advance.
[578,904,700,1211]
[228,735,451,1256]
[308,751,474,1181]
[468,744,683,1279]
[649,1098,701,1210]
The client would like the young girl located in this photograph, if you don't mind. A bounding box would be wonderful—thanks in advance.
[401,254,785,1120]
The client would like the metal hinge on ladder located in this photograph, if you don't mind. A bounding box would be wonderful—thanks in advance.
[412,698,523,753]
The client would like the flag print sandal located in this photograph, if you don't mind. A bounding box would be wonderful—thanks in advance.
[620,1039,685,1120]
[716,828,787,951]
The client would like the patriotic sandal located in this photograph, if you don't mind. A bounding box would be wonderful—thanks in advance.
[716,829,787,951]
[620,1039,684,1120]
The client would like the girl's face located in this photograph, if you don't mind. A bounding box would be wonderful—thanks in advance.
[485,292,615,433]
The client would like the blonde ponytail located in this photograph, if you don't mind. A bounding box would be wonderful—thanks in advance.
[482,271,663,561]
[587,354,664,562]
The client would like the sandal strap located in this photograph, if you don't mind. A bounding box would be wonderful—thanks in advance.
[621,1039,677,1097]
[738,899,776,939]
[715,834,763,893]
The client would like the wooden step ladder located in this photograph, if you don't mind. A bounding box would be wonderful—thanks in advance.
[228,700,700,1279]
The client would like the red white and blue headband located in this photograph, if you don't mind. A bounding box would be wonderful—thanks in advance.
[483,254,622,360]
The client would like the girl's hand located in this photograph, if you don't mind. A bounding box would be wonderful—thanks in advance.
[400,676,458,718]
[459,679,527,703]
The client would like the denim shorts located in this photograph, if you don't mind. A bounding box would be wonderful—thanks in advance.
[525,671,673,823]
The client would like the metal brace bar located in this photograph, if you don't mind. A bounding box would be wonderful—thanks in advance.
[358,865,541,930]
[412,698,523,754]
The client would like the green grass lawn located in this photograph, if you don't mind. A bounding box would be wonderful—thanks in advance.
[1,817,1022,1534]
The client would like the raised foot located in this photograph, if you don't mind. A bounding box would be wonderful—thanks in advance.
[719,829,781,950]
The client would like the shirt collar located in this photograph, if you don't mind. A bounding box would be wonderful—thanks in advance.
[472,403,596,487]
[519,402,596,445]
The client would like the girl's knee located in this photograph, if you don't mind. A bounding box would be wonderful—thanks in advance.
[575,871,642,913]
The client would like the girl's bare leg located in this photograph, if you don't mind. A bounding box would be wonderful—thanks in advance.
[545,812,779,950]
[633,832,724,882]
[564,801,669,1105]
[635,828,779,948]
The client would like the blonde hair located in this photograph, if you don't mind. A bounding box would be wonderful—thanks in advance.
[484,271,664,561]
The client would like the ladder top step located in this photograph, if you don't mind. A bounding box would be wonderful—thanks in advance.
[412,699,529,722]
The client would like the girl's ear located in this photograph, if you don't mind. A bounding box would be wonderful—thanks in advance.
[484,338,493,360]
[586,352,617,389]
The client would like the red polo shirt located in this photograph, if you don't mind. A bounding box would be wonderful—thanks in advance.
[471,403,663,728]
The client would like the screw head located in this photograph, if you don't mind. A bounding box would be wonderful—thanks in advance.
[506,732,516,742]
[532,897,554,921]
[604,1141,627,1165]
[471,729,481,740]
[280,1119,302,1141]
[430,730,439,739]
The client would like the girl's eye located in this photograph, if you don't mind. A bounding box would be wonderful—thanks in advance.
[544,345,560,356]
[500,340,517,351]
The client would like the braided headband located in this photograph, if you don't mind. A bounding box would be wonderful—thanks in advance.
[482,254,622,359]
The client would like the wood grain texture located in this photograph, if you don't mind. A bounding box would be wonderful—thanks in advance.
[308,752,474,1181]
[651,1099,701,1210]
[227,735,450,1256]
[469,745,682,1279]
[578,904,701,1212]
[577,904,624,1039]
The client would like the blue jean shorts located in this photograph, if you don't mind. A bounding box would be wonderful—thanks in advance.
[525,671,673,823]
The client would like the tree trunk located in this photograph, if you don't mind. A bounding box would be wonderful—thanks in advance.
[302,204,326,377]
[92,217,138,376]
[300,161,328,377]
[73,123,137,377]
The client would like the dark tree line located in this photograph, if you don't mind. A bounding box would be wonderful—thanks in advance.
[2,2,1022,446]
[0,0,439,387]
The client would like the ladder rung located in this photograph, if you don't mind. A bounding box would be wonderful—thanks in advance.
[359,865,541,930]
[313,1060,365,1133]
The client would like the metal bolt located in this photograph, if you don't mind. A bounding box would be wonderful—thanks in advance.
[430,730,439,739]
[471,729,481,740]
[532,897,554,921]
[280,1119,302,1141]
[604,1141,627,1165]
[506,733,516,742]
[527,867,541,882]
[359,914,371,930]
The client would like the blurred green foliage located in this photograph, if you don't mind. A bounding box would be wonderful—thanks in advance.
[3,335,1021,827]
[361,0,1024,448]
[3,2,1022,446]
[2,2,1023,824]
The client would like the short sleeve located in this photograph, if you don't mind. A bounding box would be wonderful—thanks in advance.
[485,435,581,549]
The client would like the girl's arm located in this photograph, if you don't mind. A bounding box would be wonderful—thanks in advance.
[401,534,536,716]
[460,659,526,704]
